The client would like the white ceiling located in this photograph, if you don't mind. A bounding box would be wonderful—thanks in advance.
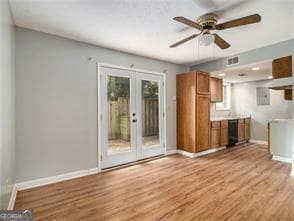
[211,60,273,83]
[9,0,294,64]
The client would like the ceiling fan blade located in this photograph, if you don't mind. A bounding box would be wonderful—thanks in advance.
[170,34,199,48]
[213,34,230,49]
[173,16,202,31]
[216,14,261,30]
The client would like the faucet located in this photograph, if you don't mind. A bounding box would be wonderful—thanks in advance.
[227,112,233,117]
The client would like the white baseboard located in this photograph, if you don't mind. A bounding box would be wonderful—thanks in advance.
[177,149,194,158]
[177,146,226,158]
[272,155,292,163]
[249,139,268,145]
[165,149,177,155]
[7,185,17,210]
[15,167,99,191]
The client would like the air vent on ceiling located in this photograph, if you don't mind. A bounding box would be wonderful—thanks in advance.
[227,56,239,66]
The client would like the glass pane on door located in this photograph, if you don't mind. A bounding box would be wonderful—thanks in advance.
[141,80,160,148]
[107,75,131,155]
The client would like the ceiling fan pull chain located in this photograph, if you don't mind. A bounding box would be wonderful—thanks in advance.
[212,44,215,59]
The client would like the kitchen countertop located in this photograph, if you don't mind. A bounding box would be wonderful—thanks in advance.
[268,119,293,123]
[210,116,251,121]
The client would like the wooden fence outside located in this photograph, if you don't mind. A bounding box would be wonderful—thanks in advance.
[108,97,159,140]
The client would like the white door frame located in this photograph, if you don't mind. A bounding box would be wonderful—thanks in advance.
[97,63,167,171]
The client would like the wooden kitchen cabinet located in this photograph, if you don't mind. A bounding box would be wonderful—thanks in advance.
[220,120,228,146]
[238,120,245,142]
[210,77,223,102]
[245,118,250,141]
[176,71,210,153]
[211,121,221,148]
[197,72,210,94]
[211,127,221,148]
[284,88,293,100]
[272,56,292,79]
[211,120,228,148]
[267,122,270,154]
[211,121,221,128]
[197,94,211,152]
[176,73,196,153]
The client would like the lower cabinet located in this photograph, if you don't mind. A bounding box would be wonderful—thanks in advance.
[238,119,245,142]
[245,118,250,140]
[211,127,220,147]
[220,122,228,146]
[211,118,249,148]
[211,120,228,148]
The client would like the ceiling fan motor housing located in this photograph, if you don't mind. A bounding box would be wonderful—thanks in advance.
[196,13,218,30]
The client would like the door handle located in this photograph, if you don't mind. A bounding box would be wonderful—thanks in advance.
[132,119,137,123]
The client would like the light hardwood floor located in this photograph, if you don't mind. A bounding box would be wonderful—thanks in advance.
[15,143,294,221]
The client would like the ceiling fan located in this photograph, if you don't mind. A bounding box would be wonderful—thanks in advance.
[170,13,261,49]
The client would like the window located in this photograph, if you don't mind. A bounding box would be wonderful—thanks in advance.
[215,83,231,110]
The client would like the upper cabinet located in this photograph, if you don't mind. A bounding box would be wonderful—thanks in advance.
[197,72,210,94]
[284,87,293,101]
[272,56,292,79]
[210,77,223,102]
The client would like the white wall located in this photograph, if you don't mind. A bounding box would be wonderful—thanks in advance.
[0,0,15,209]
[15,27,187,183]
[231,80,292,141]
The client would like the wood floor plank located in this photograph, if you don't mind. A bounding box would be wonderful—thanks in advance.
[15,143,294,221]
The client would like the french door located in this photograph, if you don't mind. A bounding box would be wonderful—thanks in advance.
[100,66,164,169]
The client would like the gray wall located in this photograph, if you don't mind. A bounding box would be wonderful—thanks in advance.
[231,80,292,142]
[190,39,294,72]
[0,0,15,209]
[15,27,187,182]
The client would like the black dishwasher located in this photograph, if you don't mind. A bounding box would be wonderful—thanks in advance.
[228,120,238,147]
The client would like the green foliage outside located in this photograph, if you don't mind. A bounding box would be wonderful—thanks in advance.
[107,76,158,101]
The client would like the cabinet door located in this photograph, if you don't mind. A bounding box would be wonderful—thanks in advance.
[238,123,245,141]
[284,88,293,100]
[210,77,223,102]
[220,127,228,146]
[196,94,210,152]
[244,118,250,140]
[267,123,270,154]
[196,72,210,95]
[245,123,250,140]
[272,56,292,79]
[176,73,196,152]
[211,128,220,148]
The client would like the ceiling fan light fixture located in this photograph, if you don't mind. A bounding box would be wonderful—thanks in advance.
[199,33,215,46]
